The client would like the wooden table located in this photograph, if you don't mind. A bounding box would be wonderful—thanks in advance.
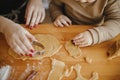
[0,24,120,80]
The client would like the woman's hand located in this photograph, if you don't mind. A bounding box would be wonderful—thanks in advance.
[72,31,93,47]
[4,23,36,57]
[25,0,45,29]
[54,15,72,27]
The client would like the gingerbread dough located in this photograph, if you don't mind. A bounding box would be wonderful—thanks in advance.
[74,64,99,80]
[65,41,82,58]
[47,59,65,80]
[85,57,92,64]
[8,34,62,60]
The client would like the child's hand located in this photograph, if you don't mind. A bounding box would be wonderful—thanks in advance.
[54,15,72,27]
[25,0,45,29]
[72,31,93,47]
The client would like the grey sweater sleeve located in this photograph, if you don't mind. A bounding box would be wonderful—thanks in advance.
[88,0,120,45]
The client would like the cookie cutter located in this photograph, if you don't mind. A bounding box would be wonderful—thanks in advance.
[32,41,45,55]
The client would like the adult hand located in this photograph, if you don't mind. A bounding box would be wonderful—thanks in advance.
[4,23,36,57]
[25,0,45,29]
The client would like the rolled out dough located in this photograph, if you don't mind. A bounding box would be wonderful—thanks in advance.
[47,59,65,80]
[74,64,99,80]
[65,40,82,58]
[8,34,62,60]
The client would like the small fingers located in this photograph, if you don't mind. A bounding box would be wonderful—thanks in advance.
[54,17,71,27]
[60,19,69,26]
[73,33,83,40]
[54,21,58,27]
[56,20,64,27]
[73,38,85,43]
[64,17,72,25]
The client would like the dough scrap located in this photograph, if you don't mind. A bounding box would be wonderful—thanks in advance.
[90,72,99,80]
[74,64,99,80]
[74,64,87,80]
[65,41,82,58]
[47,59,65,80]
[8,34,62,60]
[85,57,92,64]
[107,40,120,60]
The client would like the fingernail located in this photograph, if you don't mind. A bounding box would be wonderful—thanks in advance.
[30,49,34,53]
[29,54,33,57]
[71,40,75,45]
[30,27,32,30]
[25,54,28,56]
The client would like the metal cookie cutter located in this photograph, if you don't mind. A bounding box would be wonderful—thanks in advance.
[32,41,45,55]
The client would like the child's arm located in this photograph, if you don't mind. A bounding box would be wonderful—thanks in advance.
[49,0,71,27]
[88,0,120,45]
[72,0,120,47]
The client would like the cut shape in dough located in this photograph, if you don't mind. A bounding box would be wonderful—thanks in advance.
[8,34,62,60]
[65,40,82,58]
[64,66,74,77]
[74,64,99,80]
[107,40,120,60]
[47,59,65,80]
[74,64,87,80]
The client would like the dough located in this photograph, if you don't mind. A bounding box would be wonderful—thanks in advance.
[47,59,74,80]
[65,41,82,58]
[74,64,87,80]
[74,64,99,80]
[8,34,62,60]
[85,57,92,64]
[107,40,120,60]
[64,66,73,77]
[47,59,65,80]
[90,72,99,80]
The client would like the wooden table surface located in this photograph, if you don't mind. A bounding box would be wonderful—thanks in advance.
[0,24,120,80]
